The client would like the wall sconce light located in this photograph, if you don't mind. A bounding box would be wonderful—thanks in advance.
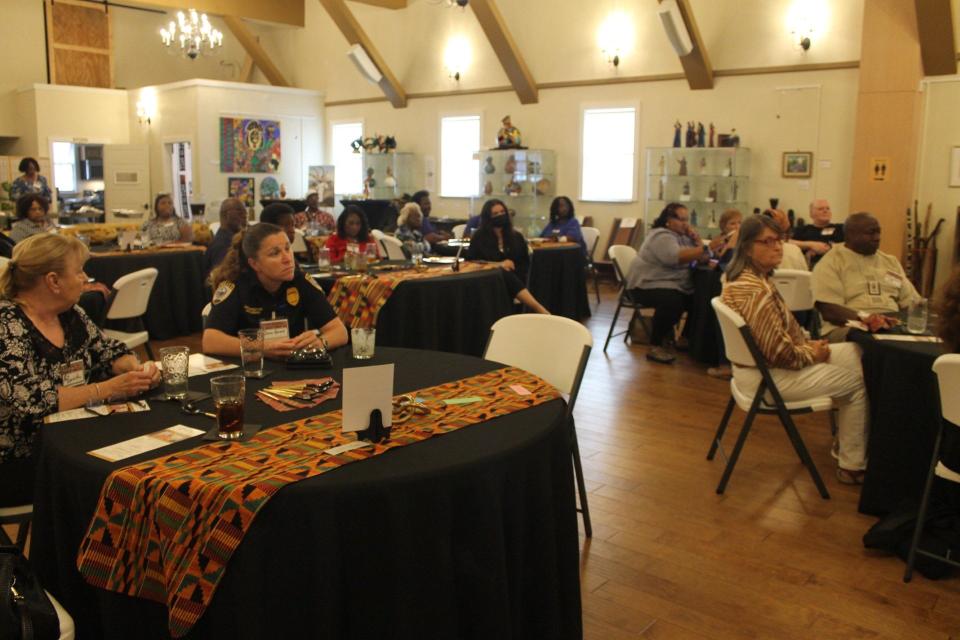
[136,90,157,126]
[598,11,633,68]
[444,36,470,82]
[786,0,827,52]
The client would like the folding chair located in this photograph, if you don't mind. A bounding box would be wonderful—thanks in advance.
[771,268,821,338]
[102,267,158,360]
[452,224,466,239]
[208,221,221,236]
[603,245,651,352]
[0,503,32,550]
[581,226,601,305]
[904,354,960,582]
[378,234,407,260]
[484,315,594,537]
[707,297,832,498]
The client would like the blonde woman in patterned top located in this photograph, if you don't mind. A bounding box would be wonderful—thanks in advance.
[141,193,193,245]
[721,215,868,485]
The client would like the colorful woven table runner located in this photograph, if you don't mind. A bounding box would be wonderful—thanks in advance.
[76,366,560,638]
[327,262,499,328]
[531,241,580,250]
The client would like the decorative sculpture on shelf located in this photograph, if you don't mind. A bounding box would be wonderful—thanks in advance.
[657,178,664,200]
[364,167,376,195]
[709,122,715,148]
[483,157,495,174]
[691,208,698,227]
[658,155,665,176]
[504,154,517,173]
[708,208,718,228]
[731,180,739,201]
[384,167,396,188]
[682,181,690,196]
[351,134,398,154]
[484,180,493,195]
[697,122,705,147]
[678,157,688,176]
[673,120,682,148]
[699,157,707,175]
[729,128,740,147]
[497,115,523,149]
[685,121,696,148]
[504,177,522,195]
[708,183,718,202]
[724,157,733,176]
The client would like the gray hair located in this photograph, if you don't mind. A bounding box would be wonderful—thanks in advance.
[397,202,422,227]
[724,215,783,282]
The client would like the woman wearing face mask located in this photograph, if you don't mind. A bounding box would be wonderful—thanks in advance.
[203,223,348,359]
[466,198,549,314]
[141,193,193,245]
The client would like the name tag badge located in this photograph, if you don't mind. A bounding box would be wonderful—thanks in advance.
[820,227,835,236]
[883,271,903,289]
[60,360,86,387]
[867,279,881,296]
[260,318,290,342]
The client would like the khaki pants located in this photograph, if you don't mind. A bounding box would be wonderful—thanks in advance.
[732,342,867,471]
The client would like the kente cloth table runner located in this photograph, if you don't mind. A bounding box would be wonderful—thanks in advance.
[76,366,560,638]
[327,262,499,329]
[532,241,580,250]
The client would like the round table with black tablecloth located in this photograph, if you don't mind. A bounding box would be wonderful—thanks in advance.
[848,331,958,516]
[528,245,591,320]
[311,265,515,357]
[30,347,582,640]
[688,267,723,365]
[84,246,207,340]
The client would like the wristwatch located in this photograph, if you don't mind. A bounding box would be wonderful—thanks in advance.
[314,329,329,351]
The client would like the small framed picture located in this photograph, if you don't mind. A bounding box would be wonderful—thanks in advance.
[782,152,813,178]
[949,147,960,187]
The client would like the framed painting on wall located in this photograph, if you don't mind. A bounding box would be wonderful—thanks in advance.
[228,177,255,209]
[782,151,813,178]
[308,165,336,207]
[220,117,281,173]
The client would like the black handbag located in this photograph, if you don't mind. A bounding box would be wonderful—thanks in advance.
[0,546,59,640]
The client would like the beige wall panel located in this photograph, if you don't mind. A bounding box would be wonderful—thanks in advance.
[53,50,111,88]
[858,0,922,93]
[0,0,48,137]
[51,2,109,49]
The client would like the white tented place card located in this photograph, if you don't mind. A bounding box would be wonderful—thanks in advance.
[44,400,151,424]
[873,334,942,343]
[260,318,290,342]
[341,364,394,432]
[324,441,375,456]
[87,424,205,462]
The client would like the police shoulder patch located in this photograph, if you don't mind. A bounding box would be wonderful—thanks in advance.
[306,276,325,292]
[212,281,235,305]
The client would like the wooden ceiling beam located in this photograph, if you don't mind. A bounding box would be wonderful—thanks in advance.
[133,0,304,27]
[348,0,407,8]
[317,0,408,108]
[469,0,538,104]
[661,0,713,90]
[914,0,956,75]
[222,15,289,87]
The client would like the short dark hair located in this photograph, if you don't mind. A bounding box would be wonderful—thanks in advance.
[17,157,39,174]
[337,205,371,240]
[411,190,430,206]
[549,196,575,223]
[652,203,688,229]
[15,193,49,220]
[153,193,174,218]
[260,202,295,225]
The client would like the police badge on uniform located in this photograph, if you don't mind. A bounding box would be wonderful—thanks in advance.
[286,286,300,306]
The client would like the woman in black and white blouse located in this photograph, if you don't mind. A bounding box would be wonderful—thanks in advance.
[0,234,160,506]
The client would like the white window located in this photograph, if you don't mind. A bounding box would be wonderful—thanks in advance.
[580,107,637,202]
[52,141,77,193]
[440,115,480,198]
[331,121,363,195]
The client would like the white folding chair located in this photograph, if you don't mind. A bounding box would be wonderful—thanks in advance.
[201,301,212,329]
[904,354,960,582]
[452,224,466,239]
[581,226,601,305]
[484,315,594,537]
[0,503,32,550]
[370,229,387,243]
[208,221,221,236]
[603,245,651,352]
[47,591,75,640]
[771,268,821,337]
[379,234,407,261]
[708,297,832,498]
[292,229,308,253]
[102,267,158,360]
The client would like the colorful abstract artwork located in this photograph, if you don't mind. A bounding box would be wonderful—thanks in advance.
[260,176,280,199]
[220,117,281,173]
[227,177,255,208]
[308,165,336,207]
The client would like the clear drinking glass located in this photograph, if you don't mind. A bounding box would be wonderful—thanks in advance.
[159,346,190,400]
[238,328,264,378]
[317,247,331,269]
[211,375,245,440]
[351,327,376,360]
[365,243,378,263]
[907,298,928,335]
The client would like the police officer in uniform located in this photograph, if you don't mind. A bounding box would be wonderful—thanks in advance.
[203,223,348,359]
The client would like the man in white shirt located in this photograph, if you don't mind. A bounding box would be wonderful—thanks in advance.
[812,212,920,341]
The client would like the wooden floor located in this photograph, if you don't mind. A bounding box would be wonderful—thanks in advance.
[575,285,960,640]
[9,285,960,638]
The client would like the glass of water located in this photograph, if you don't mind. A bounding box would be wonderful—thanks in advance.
[907,298,928,334]
[351,327,376,360]
[159,346,190,400]
[317,247,331,270]
[238,328,264,378]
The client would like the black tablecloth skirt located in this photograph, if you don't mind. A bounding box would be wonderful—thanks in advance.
[84,249,207,340]
[688,268,722,365]
[528,247,591,320]
[31,347,582,640]
[850,332,960,515]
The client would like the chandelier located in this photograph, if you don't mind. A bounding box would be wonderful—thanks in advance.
[160,9,223,59]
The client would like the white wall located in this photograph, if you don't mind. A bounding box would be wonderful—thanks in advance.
[914,77,960,294]
[0,0,46,137]
[131,80,323,216]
